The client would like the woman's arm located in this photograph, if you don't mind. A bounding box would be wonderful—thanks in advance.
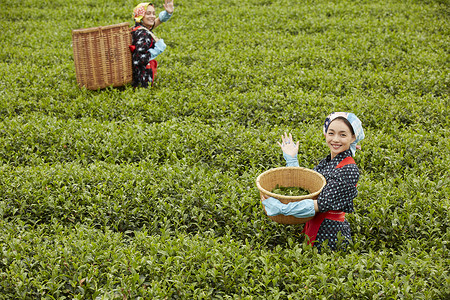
[148,38,166,59]
[133,30,166,63]
[263,193,320,213]
[153,0,174,29]
[261,195,316,219]
[278,132,300,167]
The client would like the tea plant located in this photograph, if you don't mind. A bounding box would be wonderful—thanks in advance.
[0,0,449,298]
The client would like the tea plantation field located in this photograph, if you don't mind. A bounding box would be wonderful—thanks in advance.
[0,0,449,298]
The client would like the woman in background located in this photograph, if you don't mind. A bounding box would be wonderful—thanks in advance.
[130,1,174,87]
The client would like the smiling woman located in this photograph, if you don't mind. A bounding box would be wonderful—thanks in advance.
[262,112,365,252]
[130,0,174,88]
[325,117,356,159]
[0,0,448,297]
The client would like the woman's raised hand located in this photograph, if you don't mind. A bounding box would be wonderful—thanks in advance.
[277,132,299,157]
[164,0,174,14]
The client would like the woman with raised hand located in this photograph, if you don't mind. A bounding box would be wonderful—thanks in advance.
[263,112,365,252]
[130,1,174,88]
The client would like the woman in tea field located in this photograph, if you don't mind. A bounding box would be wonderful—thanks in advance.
[263,112,365,251]
[130,1,174,87]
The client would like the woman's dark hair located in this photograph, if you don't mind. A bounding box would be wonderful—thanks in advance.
[330,116,355,135]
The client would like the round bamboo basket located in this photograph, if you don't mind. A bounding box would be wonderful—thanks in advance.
[256,167,326,224]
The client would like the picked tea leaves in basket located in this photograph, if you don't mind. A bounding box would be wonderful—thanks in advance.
[256,167,326,224]
[271,185,310,197]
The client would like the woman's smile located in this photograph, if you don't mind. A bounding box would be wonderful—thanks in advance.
[330,143,342,149]
[143,6,156,27]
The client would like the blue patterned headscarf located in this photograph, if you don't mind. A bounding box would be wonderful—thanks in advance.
[323,112,365,156]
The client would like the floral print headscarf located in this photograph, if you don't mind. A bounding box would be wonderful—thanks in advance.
[323,112,365,156]
[133,2,154,23]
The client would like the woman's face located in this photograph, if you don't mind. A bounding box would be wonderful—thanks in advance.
[325,119,356,159]
[142,5,156,28]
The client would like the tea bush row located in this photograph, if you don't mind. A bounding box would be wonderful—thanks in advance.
[0,0,449,298]
[0,155,447,252]
[0,111,448,173]
[1,220,448,299]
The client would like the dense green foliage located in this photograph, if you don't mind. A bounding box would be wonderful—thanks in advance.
[0,0,449,298]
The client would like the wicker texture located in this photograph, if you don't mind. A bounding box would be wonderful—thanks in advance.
[72,23,132,90]
[256,167,326,224]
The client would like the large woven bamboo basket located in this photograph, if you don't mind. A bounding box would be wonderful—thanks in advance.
[72,22,133,90]
[256,167,326,224]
